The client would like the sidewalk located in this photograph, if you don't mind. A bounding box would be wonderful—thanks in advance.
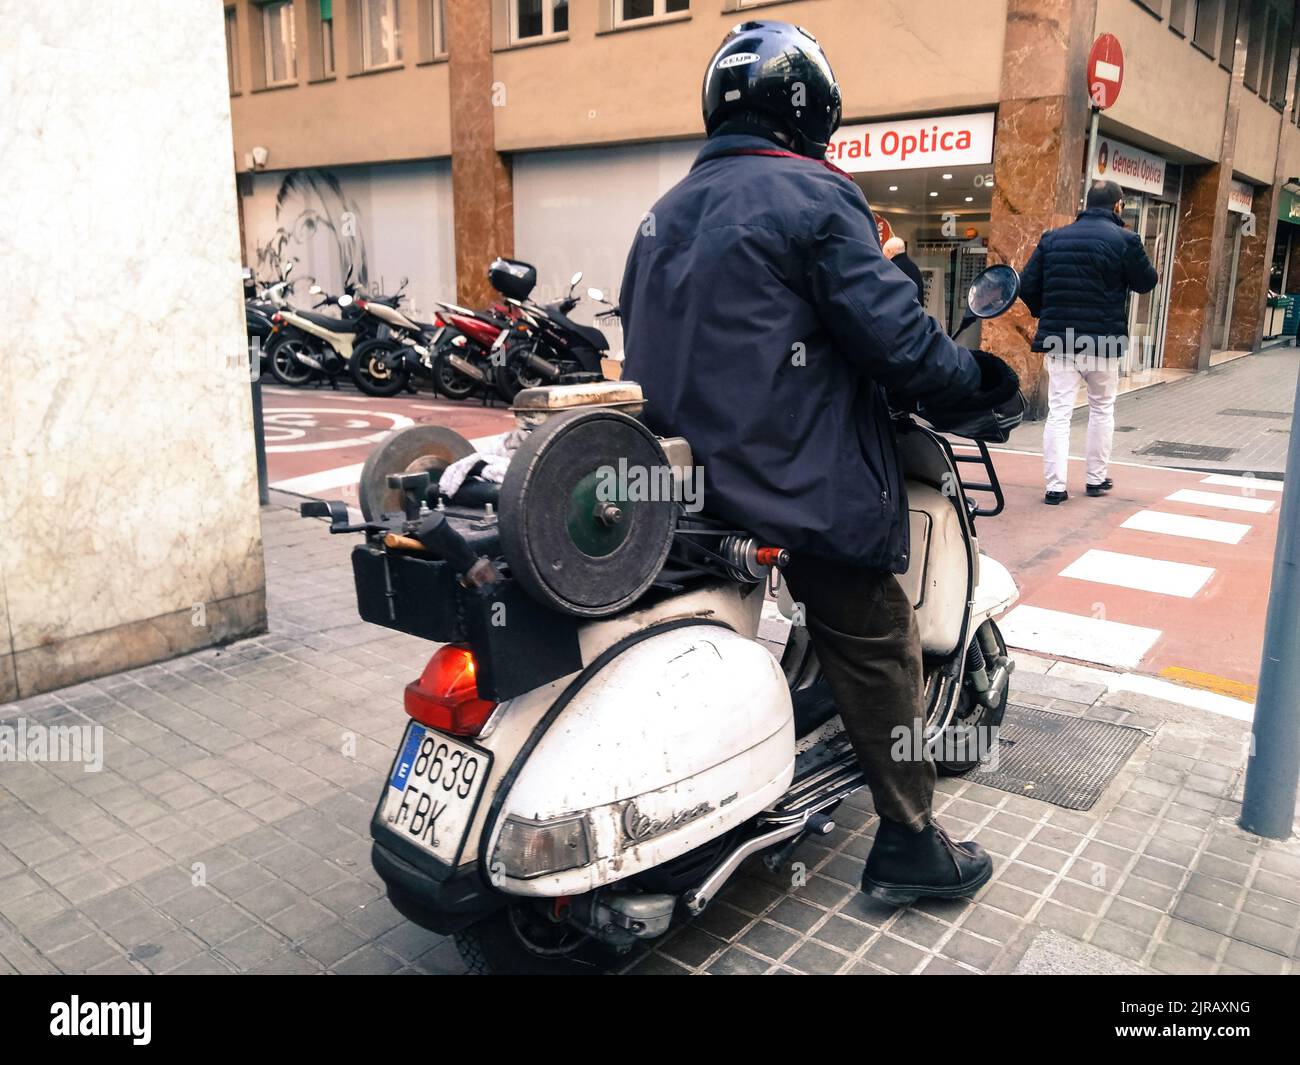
[1005,342,1298,475]
[1,503,1298,975]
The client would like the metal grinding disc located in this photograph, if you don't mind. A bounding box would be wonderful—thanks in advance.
[358,424,475,521]
[499,409,676,618]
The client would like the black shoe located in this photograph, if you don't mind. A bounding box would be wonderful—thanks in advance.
[1086,478,1113,497]
[1044,490,1068,505]
[861,817,994,906]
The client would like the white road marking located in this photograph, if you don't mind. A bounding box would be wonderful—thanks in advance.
[1059,549,1215,598]
[1165,488,1276,513]
[270,463,365,495]
[998,605,1161,669]
[1199,473,1284,492]
[263,409,414,453]
[1120,509,1252,545]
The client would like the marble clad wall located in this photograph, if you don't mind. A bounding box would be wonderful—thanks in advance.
[982,0,1098,414]
[446,0,514,308]
[0,1,266,699]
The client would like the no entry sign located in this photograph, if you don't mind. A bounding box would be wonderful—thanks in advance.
[1088,33,1124,109]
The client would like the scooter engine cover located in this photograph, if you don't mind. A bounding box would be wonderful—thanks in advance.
[358,424,475,521]
[498,409,675,617]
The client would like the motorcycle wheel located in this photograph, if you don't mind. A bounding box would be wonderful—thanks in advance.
[935,619,1008,776]
[268,337,316,387]
[431,349,478,401]
[491,359,545,404]
[454,905,611,976]
[350,339,409,397]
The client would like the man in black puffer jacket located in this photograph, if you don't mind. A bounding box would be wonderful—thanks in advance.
[1020,180,1158,504]
[622,21,1020,907]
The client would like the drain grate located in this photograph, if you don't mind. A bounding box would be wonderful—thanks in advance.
[969,704,1146,810]
[1219,408,1292,420]
[1138,440,1238,461]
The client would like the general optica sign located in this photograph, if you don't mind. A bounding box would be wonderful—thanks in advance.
[1091,136,1166,195]
[826,111,996,174]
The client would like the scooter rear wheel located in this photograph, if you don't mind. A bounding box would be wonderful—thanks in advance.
[454,906,609,976]
[350,338,409,397]
[269,337,316,387]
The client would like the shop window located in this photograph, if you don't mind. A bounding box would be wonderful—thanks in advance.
[418,0,448,59]
[225,6,240,93]
[1192,0,1222,55]
[1131,0,1167,17]
[359,0,402,69]
[1219,0,1241,69]
[261,1,298,87]
[615,0,690,27]
[511,0,569,42]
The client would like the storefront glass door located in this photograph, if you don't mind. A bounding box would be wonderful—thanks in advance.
[1125,195,1176,373]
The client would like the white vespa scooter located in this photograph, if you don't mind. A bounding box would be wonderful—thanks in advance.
[304,265,1026,974]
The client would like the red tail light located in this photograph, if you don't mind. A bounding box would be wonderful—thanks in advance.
[404,645,496,736]
[356,297,368,310]
[271,312,282,323]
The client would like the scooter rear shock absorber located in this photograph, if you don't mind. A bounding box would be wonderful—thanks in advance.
[719,536,790,583]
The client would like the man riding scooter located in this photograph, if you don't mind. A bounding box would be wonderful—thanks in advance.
[620,20,1021,904]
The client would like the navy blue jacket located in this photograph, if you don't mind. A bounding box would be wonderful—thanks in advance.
[620,133,980,571]
[1019,207,1158,354]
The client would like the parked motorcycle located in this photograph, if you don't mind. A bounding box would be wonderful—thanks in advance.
[486,260,610,402]
[302,264,1027,974]
[268,283,401,388]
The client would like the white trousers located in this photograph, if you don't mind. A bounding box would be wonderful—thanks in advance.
[1042,360,1119,494]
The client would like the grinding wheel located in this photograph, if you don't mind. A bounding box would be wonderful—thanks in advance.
[499,409,675,618]
[358,424,475,521]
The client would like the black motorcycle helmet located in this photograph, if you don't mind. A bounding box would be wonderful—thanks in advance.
[702,20,842,159]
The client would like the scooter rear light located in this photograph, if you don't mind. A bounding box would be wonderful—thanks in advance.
[271,312,282,323]
[404,645,496,736]
[355,297,368,309]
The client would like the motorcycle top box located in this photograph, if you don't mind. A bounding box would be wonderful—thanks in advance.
[487,257,537,301]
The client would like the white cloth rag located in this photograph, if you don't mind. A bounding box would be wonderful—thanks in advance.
[438,429,528,498]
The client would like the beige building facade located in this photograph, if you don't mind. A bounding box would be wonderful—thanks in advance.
[227,0,1300,408]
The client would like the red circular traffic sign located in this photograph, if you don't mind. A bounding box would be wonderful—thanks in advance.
[1088,33,1124,110]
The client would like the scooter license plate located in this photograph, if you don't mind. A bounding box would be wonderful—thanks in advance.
[380,723,492,869]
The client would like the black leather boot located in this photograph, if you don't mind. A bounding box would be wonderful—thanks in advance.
[861,817,993,906]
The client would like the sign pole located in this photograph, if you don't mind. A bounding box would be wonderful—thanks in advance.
[1240,367,1300,839]
[1082,107,1100,208]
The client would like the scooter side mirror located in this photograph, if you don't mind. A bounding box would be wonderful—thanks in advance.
[309,284,323,295]
[338,294,354,308]
[569,271,583,287]
[966,264,1020,320]
[587,288,605,302]
[283,262,294,278]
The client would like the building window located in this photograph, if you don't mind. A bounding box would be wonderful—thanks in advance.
[321,1,336,76]
[614,0,689,27]
[1167,0,1191,36]
[1270,2,1293,108]
[1244,0,1269,91]
[433,0,448,56]
[360,0,402,69]
[262,1,298,86]
[512,0,568,42]
[225,6,240,93]
[1219,0,1241,69]
[1192,0,1221,55]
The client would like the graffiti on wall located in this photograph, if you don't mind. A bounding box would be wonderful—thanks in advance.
[255,170,369,291]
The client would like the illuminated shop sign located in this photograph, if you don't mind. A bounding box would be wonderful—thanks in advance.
[1091,136,1166,195]
[826,111,996,173]
[1228,180,1254,215]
